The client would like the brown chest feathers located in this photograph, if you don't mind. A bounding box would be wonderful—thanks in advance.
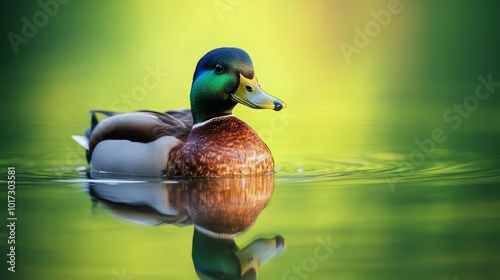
[165,116,274,176]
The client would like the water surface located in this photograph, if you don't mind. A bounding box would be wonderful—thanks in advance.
[1,117,499,280]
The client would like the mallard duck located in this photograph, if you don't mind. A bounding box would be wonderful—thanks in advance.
[89,175,285,279]
[73,47,286,177]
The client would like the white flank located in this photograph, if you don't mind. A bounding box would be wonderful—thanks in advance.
[91,181,179,216]
[90,136,182,176]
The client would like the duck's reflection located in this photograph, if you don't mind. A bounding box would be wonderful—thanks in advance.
[88,173,285,279]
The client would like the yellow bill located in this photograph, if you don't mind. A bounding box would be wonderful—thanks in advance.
[231,74,287,111]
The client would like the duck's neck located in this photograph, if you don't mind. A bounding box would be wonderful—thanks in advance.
[189,90,237,124]
[191,109,233,125]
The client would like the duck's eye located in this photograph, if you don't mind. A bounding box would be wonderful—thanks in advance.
[217,271,225,279]
[215,64,224,74]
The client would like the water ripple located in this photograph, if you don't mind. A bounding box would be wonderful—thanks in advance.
[276,149,500,186]
[1,148,498,188]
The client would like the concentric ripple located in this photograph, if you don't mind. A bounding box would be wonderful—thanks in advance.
[276,149,500,186]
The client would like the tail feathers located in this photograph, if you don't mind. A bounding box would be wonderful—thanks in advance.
[71,135,89,150]
[71,110,118,160]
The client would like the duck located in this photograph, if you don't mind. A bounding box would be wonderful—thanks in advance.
[72,47,286,177]
[88,174,285,279]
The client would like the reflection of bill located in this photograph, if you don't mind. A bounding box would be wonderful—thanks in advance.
[193,227,285,280]
[88,173,286,279]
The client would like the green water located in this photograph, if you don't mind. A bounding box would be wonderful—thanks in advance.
[0,116,499,279]
[2,1,500,279]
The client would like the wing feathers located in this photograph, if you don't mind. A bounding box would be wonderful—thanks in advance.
[87,109,193,159]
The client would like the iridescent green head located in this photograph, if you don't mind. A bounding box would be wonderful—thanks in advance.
[190,47,286,124]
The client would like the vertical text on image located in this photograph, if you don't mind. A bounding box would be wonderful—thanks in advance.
[7,167,17,273]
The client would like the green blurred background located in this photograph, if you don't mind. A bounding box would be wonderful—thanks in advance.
[1,1,500,279]
[1,0,499,163]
